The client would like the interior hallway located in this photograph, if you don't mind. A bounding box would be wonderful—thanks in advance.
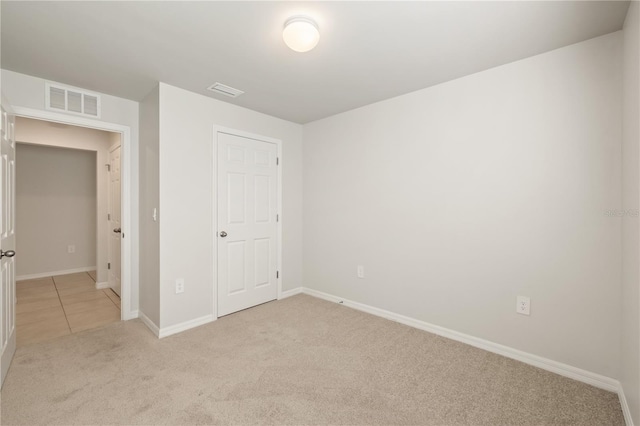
[16,271,121,346]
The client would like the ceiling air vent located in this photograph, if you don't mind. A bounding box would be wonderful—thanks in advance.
[45,82,101,118]
[207,82,244,98]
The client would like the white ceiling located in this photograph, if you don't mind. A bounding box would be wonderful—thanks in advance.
[1,1,630,124]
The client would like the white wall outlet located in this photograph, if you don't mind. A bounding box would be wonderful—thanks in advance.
[175,278,185,294]
[357,265,364,279]
[152,208,158,222]
[67,245,75,254]
[517,296,530,315]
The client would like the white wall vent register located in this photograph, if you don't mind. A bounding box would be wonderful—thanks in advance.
[45,82,101,118]
[206,82,244,98]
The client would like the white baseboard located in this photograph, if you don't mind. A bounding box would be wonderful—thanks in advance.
[138,311,160,337]
[138,311,214,339]
[158,315,215,339]
[95,281,109,290]
[301,287,621,394]
[17,266,96,281]
[279,287,303,299]
[125,310,139,321]
[618,384,635,426]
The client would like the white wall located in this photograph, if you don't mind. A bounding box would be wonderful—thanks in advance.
[2,69,140,312]
[139,86,160,326]
[622,1,640,423]
[16,144,96,277]
[15,117,115,283]
[303,32,622,378]
[158,83,303,329]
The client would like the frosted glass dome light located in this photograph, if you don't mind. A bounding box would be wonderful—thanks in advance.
[283,16,320,53]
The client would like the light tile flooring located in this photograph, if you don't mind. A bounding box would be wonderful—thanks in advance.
[16,271,121,347]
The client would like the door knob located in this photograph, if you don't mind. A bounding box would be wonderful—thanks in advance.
[219,231,228,238]
[113,228,121,233]
[0,250,16,259]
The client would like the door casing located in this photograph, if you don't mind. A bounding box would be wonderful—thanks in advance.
[212,125,283,319]
[13,107,134,321]
[108,144,122,296]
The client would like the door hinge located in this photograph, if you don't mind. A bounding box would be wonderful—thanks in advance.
[276,157,279,166]
[108,213,111,220]
[276,271,279,279]
[108,263,111,270]
[276,214,279,222]
[106,164,111,171]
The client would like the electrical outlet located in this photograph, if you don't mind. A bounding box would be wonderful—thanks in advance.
[175,278,185,294]
[67,245,75,254]
[357,265,364,279]
[516,296,530,315]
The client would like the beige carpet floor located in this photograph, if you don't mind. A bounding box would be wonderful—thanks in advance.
[0,294,624,425]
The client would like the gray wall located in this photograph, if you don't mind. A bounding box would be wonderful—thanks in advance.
[303,32,622,378]
[621,1,640,423]
[158,83,303,329]
[16,144,96,276]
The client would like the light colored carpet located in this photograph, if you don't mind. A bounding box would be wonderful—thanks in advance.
[0,294,624,425]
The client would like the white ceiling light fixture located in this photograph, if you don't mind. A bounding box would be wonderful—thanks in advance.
[283,15,320,53]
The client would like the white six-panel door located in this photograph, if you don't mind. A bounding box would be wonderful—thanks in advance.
[217,131,278,317]
[108,145,122,296]
[0,95,17,387]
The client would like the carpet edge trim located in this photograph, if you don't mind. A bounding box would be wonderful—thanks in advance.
[301,287,621,394]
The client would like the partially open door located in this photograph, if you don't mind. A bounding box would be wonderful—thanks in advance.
[0,94,17,387]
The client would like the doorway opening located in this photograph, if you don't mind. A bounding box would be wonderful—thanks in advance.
[14,117,124,346]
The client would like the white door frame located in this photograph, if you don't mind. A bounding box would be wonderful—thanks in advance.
[107,143,122,296]
[212,125,283,319]
[13,107,134,321]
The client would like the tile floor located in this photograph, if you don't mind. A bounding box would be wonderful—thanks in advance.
[16,271,121,347]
